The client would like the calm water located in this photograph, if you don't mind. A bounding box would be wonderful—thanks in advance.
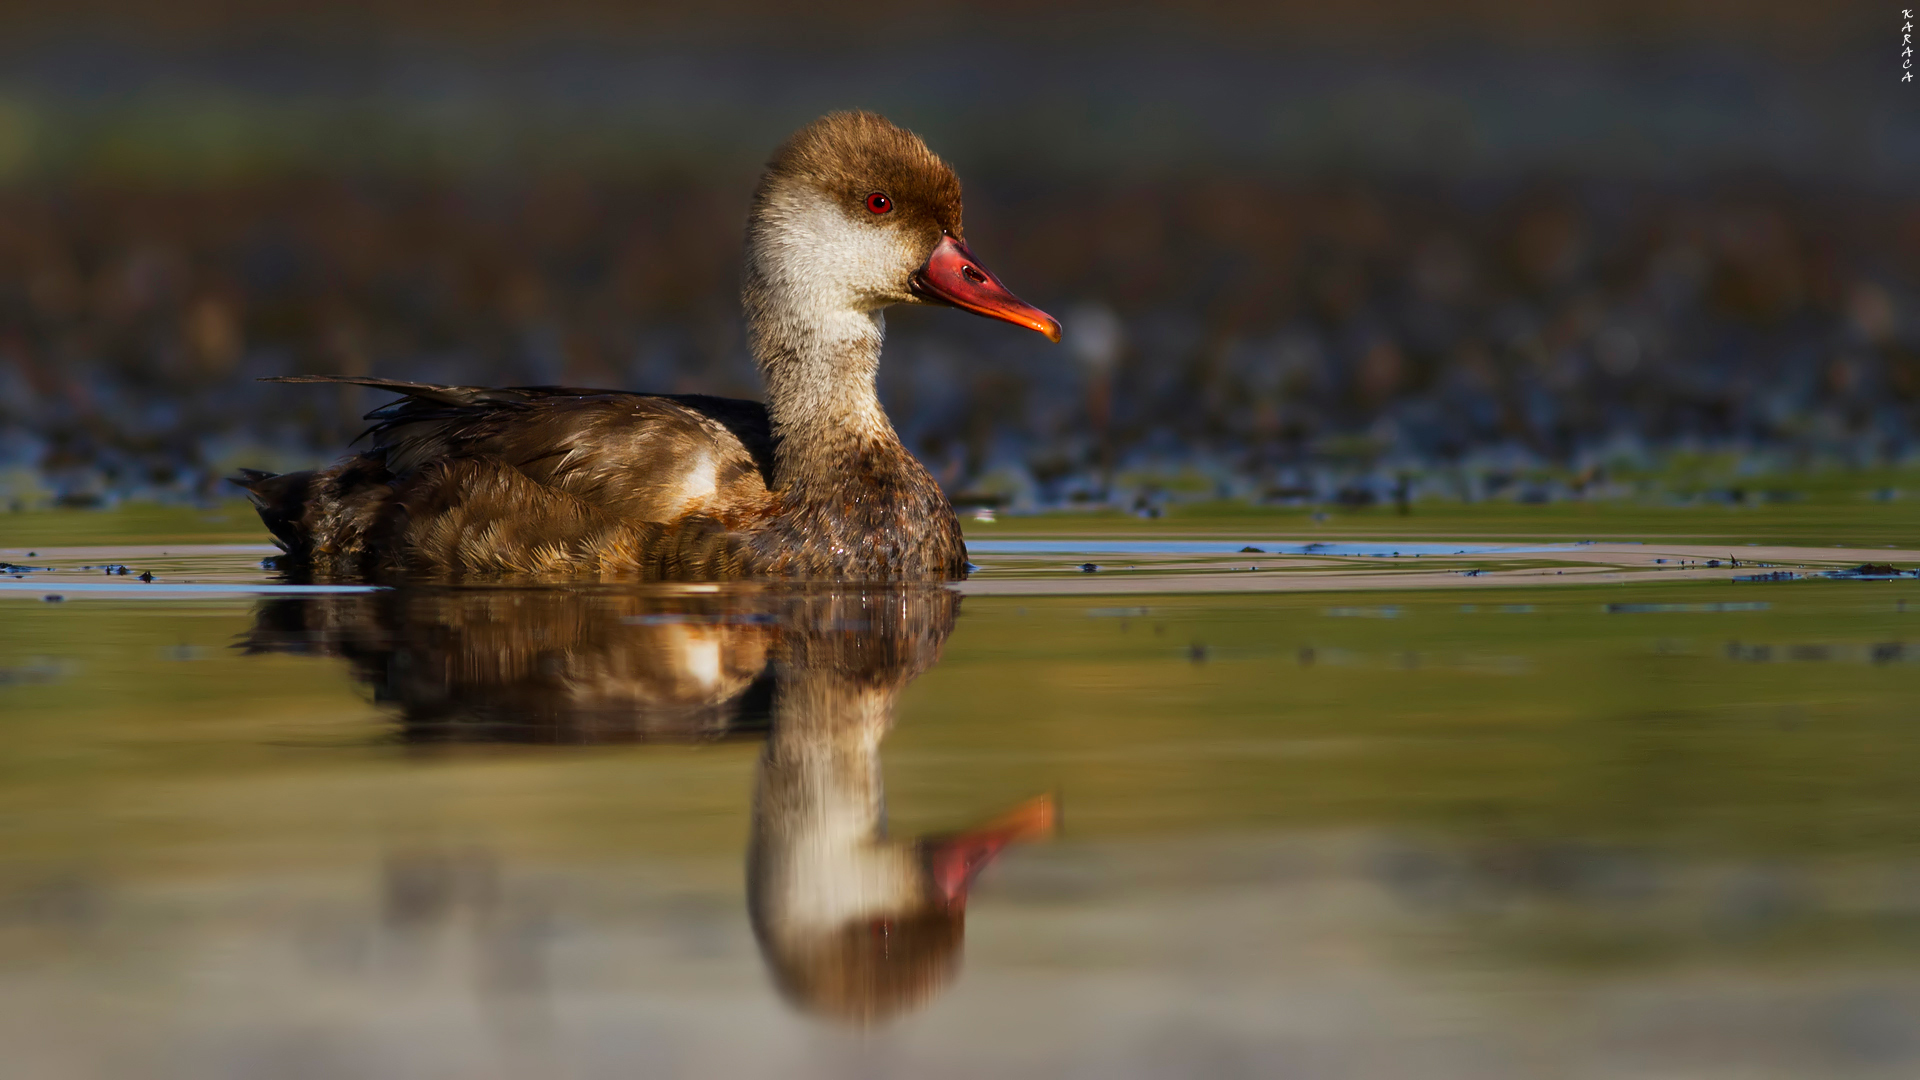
[4,544,1920,1078]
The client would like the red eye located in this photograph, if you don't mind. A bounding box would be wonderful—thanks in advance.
[865,192,892,215]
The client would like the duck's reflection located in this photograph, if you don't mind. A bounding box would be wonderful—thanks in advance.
[748,599,1056,1021]
[246,586,1055,1024]
[248,588,780,743]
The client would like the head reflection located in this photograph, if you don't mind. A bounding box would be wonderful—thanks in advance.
[247,585,1055,1024]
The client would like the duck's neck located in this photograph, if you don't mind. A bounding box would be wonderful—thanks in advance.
[746,288,905,494]
[748,674,918,931]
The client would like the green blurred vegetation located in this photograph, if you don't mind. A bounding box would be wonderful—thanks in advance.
[971,464,1920,547]
[6,461,1920,552]
[0,504,266,549]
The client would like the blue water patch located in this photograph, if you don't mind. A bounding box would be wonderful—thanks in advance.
[968,541,1572,556]
[1325,606,1404,619]
[1606,602,1771,614]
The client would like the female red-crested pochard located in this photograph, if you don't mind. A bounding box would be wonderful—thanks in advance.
[235,111,1059,581]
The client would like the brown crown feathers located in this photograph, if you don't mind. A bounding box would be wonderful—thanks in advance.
[755,110,964,241]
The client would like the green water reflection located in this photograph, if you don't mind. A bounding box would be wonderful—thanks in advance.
[4,577,1920,1076]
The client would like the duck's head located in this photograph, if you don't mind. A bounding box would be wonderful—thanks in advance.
[746,111,1061,343]
[753,794,1058,1025]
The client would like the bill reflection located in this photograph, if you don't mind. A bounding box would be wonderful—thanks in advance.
[246,586,1056,1024]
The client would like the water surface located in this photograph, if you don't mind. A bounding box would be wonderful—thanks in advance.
[4,540,1920,1077]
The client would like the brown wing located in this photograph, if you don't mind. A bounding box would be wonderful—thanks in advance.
[266,377,775,524]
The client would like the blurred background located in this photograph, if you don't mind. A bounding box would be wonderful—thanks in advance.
[0,0,1911,512]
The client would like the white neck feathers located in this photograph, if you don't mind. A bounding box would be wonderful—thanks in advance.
[745,184,919,472]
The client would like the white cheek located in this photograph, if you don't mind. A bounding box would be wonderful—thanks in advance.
[761,188,917,310]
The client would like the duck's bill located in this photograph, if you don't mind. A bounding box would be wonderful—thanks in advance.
[921,794,1060,908]
[911,235,1063,342]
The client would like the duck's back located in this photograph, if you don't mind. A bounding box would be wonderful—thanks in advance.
[362,381,776,519]
[243,378,777,576]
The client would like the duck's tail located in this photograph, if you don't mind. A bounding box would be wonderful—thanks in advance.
[228,467,316,557]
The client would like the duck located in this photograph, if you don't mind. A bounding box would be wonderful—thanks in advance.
[235,112,1060,581]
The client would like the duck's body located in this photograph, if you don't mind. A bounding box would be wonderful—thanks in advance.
[237,112,1057,582]
[241,379,964,579]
